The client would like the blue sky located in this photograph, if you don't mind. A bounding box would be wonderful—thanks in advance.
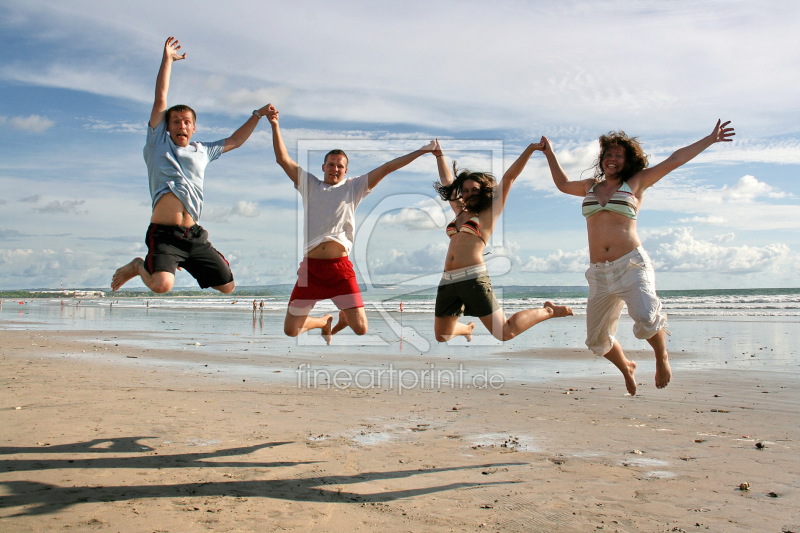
[0,0,798,291]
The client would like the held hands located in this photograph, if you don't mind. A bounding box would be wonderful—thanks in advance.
[420,139,438,153]
[265,104,279,125]
[163,36,187,62]
[430,139,444,158]
[539,136,553,154]
[254,104,271,119]
[711,119,735,143]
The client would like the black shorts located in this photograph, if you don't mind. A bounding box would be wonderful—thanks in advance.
[435,274,500,318]
[144,223,233,289]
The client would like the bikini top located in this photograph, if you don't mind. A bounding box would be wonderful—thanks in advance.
[446,212,485,244]
[582,181,638,220]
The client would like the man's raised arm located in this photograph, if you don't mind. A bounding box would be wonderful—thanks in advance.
[150,36,186,129]
[266,104,301,184]
[367,140,438,189]
[222,104,271,154]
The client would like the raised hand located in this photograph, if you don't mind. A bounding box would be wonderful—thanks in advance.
[712,119,735,143]
[164,36,187,62]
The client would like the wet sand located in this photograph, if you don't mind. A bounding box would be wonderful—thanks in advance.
[1,329,799,532]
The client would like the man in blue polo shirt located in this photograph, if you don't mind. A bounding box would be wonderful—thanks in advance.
[112,36,269,294]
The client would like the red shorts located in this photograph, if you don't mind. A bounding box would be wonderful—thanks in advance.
[288,257,364,314]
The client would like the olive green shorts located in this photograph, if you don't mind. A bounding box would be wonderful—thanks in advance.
[435,273,500,318]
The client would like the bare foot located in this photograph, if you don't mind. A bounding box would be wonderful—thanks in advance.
[544,301,574,318]
[655,355,671,389]
[465,321,475,342]
[331,310,348,335]
[321,314,333,345]
[111,258,144,291]
[623,360,638,396]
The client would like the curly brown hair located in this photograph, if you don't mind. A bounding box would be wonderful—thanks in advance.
[593,131,650,182]
[434,163,496,213]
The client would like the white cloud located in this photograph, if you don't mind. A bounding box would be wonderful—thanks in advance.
[32,199,87,214]
[202,200,262,222]
[718,175,790,202]
[0,114,54,133]
[676,215,726,225]
[231,201,260,218]
[521,248,589,273]
[369,243,447,277]
[646,227,791,273]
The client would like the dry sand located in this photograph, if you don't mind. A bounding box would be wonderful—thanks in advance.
[1,329,799,532]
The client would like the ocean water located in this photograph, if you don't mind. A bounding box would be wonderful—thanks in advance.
[2,287,799,386]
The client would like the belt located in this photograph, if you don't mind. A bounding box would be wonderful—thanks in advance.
[441,264,487,281]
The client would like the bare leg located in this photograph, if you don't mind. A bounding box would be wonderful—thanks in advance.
[111,257,174,293]
[284,311,334,345]
[339,307,368,336]
[434,315,475,342]
[331,310,349,335]
[603,340,638,396]
[480,301,573,341]
[646,329,671,389]
[213,281,235,294]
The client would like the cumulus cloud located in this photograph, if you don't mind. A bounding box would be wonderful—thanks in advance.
[33,199,87,214]
[646,227,790,273]
[379,206,445,230]
[369,243,447,276]
[0,114,55,133]
[0,247,106,289]
[717,175,790,202]
[521,248,589,273]
[202,200,261,222]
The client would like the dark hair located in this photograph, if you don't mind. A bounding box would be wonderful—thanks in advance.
[434,163,495,213]
[165,104,197,123]
[324,149,349,166]
[593,131,649,182]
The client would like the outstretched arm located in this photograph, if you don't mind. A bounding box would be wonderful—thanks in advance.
[493,141,544,213]
[542,136,592,197]
[433,139,454,186]
[150,37,186,129]
[266,105,301,185]
[634,119,735,190]
[367,140,438,189]
[222,104,271,153]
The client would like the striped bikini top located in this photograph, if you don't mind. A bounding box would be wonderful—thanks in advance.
[446,212,485,244]
[582,181,638,220]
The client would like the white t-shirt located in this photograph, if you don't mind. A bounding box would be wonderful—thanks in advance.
[295,169,371,255]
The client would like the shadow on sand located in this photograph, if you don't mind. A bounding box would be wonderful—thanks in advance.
[1,436,525,516]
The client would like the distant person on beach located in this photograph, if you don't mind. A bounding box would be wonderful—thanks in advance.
[542,120,735,395]
[266,104,437,343]
[111,36,270,294]
[432,140,573,343]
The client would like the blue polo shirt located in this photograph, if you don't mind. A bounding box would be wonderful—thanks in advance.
[144,119,226,222]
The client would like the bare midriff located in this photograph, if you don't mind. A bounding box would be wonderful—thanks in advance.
[150,192,195,227]
[306,240,348,259]
[586,211,641,263]
[444,233,486,271]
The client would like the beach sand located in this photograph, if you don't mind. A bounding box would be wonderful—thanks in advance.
[1,329,799,532]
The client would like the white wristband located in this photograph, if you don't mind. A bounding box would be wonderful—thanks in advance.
[252,109,262,119]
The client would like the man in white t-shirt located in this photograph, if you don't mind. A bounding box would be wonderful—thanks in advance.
[111,36,269,294]
[266,104,435,343]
